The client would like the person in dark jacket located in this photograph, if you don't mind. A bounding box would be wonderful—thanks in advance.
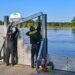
[26,21,42,68]
[6,25,19,66]
[6,25,15,66]
[12,26,19,64]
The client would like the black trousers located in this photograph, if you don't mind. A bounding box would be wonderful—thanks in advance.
[6,47,15,65]
[31,42,41,67]
[6,39,18,65]
[14,45,18,64]
[14,39,18,64]
[6,41,15,65]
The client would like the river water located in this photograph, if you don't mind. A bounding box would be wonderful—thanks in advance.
[19,28,75,71]
[20,28,75,57]
[48,28,75,57]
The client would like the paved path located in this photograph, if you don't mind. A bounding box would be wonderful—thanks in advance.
[0,61,75,75]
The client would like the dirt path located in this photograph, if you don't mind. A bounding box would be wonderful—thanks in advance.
[0,61,75,75]
[0,61,36,75]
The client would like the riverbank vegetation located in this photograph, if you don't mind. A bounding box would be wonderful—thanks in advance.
[47,22,75,28]
[17,17,75,28]
[17,21,75,28]
[1,21,75,29]
[1,17,75,28]
[0,20,4,25]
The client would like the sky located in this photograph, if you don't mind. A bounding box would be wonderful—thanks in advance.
[0,0,75,22]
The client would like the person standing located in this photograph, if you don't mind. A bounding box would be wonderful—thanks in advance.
[12,26,19,64]
[6,26,15,66]
[26,21,42,68]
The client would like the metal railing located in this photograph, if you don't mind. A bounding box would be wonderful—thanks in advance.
[4,12,47,70]
[8,12,43,27]
[35,38,47,71]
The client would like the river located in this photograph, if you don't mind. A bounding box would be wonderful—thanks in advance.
[20,28,75,57]
[48,28,75,57]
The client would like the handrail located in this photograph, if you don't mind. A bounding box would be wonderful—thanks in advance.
[37,39,44,60]
[8,12,43,27]
[35,38,46,71]
[37,38,47,60]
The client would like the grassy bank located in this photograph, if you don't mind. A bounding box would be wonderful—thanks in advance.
[47,22,75,29]
[47,25,75,29]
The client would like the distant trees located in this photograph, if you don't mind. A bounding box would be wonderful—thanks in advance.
[16,20,38,28]
[72,17,75,23]
[71,17,75,27]
[0,20,4,25]
[72,17,75,33]
[47,22,71,28]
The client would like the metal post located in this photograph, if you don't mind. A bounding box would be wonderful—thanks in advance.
[42,14,48,58]
[45,14,47,56]
[38,16,41,21]
[3,16,9,62]
[4,16,9,26]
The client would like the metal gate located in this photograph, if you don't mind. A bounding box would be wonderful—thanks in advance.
[3,12,47,66]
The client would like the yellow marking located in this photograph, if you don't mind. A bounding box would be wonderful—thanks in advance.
[29,30,37,35]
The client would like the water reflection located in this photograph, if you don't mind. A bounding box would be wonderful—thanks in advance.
[72,28,75,34]
[48,28,75,56]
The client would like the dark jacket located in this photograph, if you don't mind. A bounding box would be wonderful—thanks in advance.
[7,27,14,49]
[7,26,19,49]
[26,22,42,44]
[12,27,19,40]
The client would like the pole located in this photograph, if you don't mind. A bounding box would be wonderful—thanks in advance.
[4,16,9,62]
[42,14,47,56]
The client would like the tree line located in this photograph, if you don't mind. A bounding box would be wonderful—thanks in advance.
[0,20,4,25]
[0,17,75,28]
